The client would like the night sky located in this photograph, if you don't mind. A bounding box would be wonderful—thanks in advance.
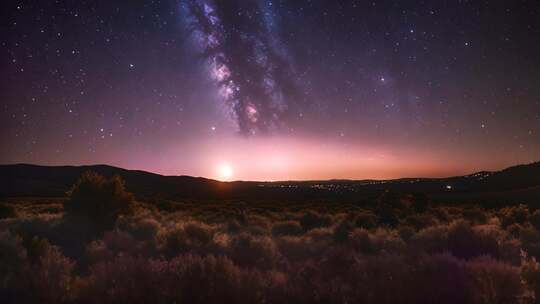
[1,0,539,181]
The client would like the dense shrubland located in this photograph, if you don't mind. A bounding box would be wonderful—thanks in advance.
[1,172,540,303]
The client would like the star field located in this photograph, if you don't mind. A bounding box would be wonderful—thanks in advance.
[1,0,539,180]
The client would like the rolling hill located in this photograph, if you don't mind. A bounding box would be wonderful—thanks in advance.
[0,162,539,202]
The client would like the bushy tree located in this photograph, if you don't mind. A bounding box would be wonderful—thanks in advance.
[64,171,134,229]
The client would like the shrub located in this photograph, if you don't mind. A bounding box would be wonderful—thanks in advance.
[247,214,272,230]
[462,207,488,224]
[276,236,320,261]
[64,172,134,229]
[522,258,540,302]
[520,227,540,259]
[333,218,354,242]
[299,211,331,231]
[165,221,216,256]
[0,203,17,219]
[398,225,416,242]
[0,231,28,302]
[117,216,161,241]
[466,257,523,304]
[229,233,278,269]
[347,253,470,304]
[353,211,378,229]
[408,254,470,304]
[101,230,145,256]
[24,236,51,264]
[86,239,114,264]
[411,193,430,212]
[306,227,334,242]
[271,221,303,236]
[27,243,75,303]
[447,221,499,259]
[530,210,540,230]
[411,225,449,253]
[349,229,377,254]
[506,223,523,239]
[499,204,529,228]
[159,254,271,303]
[83,254,282,303]
[376,191,403,227]
[405,213,438,230]
[184,221,215,244]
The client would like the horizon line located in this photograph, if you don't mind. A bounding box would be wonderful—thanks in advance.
[1,161,538,183]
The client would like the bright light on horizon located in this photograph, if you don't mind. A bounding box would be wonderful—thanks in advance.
[217,163,234,180]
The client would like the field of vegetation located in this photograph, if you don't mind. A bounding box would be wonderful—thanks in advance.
[2,172,540,303]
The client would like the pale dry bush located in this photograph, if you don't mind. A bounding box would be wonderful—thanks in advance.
[405,213,438,230]
[411,224,449,253]
[466,256,524,304]
[398,225,416,241]
[11,213,63,240]
[246,214,272,232]
[305,226,335,243]
[86,239,114,264]
[116,210,162,241]
[520,226,540,259]
[275,235,327,262]
[473,224,521,264]
[499,204,530,228]
[99,229,158,258]
[271,220,303,236]
[530,210,540,230]
[83,254,286,304]
[353,210,378,229]
[349,228,405,255]
[522,257,540,302]
[299,210,332,231]
[462,207,489,224]
[27,243,75,303]
[447,220,499,259]
[228,232,280,270]
[3,194,539,303]
[0,230,28,302]
[411,220,509,260]
[347,253,470,304]
[164,220,221,256]
[83,255,158,303]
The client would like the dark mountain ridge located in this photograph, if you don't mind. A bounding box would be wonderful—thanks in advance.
[1,162,539,202]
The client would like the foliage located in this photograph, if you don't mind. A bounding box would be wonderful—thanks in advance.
[64,171,134,229]
[3,172,540,302]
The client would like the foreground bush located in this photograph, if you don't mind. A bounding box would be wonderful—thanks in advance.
[4,184,540,303]
[64,172,134,229]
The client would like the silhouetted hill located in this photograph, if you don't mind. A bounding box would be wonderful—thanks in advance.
[0,164,228,199]
[0,162,539,202]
